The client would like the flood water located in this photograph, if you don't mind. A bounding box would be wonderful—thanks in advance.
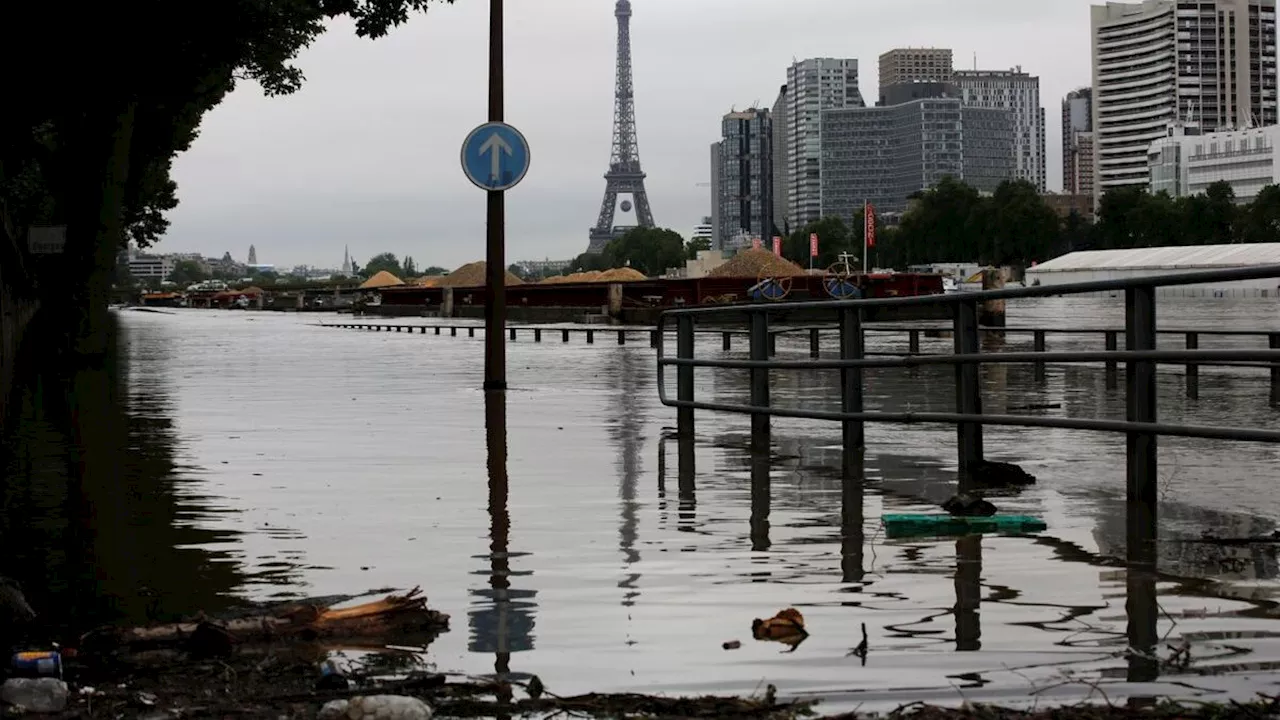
[3,295,1280,712]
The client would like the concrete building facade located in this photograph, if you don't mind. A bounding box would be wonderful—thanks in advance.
[716,108,774,251]
[954,67,1047,191]
[709,141,722,248]
[1063,87,1096,195]
[1091,0,1279,201]
[771,85,791,232]
[784,58,867,229]
[819,97,1016,223]
[1148,122,1280,200]
[877,48,955,105]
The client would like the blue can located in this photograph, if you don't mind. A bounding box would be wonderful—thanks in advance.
[10,651,62,678]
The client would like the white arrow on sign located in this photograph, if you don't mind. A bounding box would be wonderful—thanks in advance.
[479,132,514,179]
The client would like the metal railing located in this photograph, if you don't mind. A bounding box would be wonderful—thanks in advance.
[656,264,1280,551]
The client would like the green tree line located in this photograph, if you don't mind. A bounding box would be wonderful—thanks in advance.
[773,177,1280,273]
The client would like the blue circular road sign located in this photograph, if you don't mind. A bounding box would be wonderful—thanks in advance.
[461,122,531,192]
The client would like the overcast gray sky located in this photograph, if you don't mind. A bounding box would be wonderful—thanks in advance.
[164,0,1098,271]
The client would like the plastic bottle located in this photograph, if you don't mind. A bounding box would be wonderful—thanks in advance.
[0,678,70,713]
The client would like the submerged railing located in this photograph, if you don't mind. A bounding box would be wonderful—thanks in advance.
[656,264,1280,561]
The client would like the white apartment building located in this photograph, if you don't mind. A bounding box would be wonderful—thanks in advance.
[1091,0,1278,202]
[954,68,1047,191]
[691,217,714,245]
[128,254,177,281]
[1148,122,1280,199]
[785,58,866,229]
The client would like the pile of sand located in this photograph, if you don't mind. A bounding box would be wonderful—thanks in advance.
[436,262,524,288]
[359,271,405,289]
[706,248,805,279]
[597,267,648,282]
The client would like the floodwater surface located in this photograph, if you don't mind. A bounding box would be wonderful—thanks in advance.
[4,295,1280,713]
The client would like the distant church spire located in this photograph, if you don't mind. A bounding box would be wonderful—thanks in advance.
[248,244,258,265]
[342,245,352,275]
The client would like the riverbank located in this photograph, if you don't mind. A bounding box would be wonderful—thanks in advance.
[17,651,1280,720]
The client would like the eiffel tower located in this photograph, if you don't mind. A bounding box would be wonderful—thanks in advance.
[587,0,655,253]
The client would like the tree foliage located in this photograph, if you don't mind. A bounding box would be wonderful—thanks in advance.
[363,252,404,278]
[685,237,711,259]
[0,0,454,350]
[601,227,687,276]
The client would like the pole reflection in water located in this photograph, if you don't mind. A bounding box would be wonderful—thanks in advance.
[954,535,982,652]
[750,450,771,552]
[468,390,535,702]
[1127,503,1160,683]
[841,450,865,584]
[677,430,696,530]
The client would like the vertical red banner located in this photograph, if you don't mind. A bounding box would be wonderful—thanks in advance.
[809,233,819,257]
[864,202,877,249]
[772,236,781,256]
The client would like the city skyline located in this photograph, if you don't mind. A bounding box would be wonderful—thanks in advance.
[163,0,1106,268]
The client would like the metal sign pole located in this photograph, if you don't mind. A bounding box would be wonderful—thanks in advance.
[484,0,507,391]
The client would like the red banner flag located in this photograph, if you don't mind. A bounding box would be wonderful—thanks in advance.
[772,236,781,256]
[809,233,819,258]
[864,201,877,249]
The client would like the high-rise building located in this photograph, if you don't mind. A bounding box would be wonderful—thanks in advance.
[247,244,258,265]
[709,142,722,248]
[716,109,774,250]
[954,67,1047,191]
[784,58,866,228]
[1091,0,1278,200]
[1062,87,1095,196]
[878,48,954,104]
[820,96,1016,221]
[771,84,790,233]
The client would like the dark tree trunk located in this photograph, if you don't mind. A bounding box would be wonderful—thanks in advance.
[51,104,138,360]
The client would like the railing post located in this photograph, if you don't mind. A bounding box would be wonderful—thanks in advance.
[469,327,475,338]
[749,311,770,447]
[908,329,920,355]
[1271,333,1280,406]
[618,330,626,345]
[1184,332,1199,399]
[677,316,695,437]
[509,327,517,341]
[723,332,731,351]
[1105,331,1119,390]
[562,329,570,343]
[452,327,458,337]
[810,327,820,359]
[954,300,984,480]
[768,331,778,358]
[435,327,441,335]
[650,329,659,348]
[1033,330,1047,382]
[587,329,595,344]
[1125,287,1158,575]
[840,307,865,452]
[534,328,542,342]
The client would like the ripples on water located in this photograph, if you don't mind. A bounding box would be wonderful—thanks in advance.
[1,296,1279,711]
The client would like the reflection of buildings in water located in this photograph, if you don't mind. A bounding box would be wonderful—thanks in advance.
[0,318,289,637]
[1091,494,1280,581]
[468,391,537,658]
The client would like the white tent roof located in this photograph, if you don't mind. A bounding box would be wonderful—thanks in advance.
[1029,244,1280,273]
